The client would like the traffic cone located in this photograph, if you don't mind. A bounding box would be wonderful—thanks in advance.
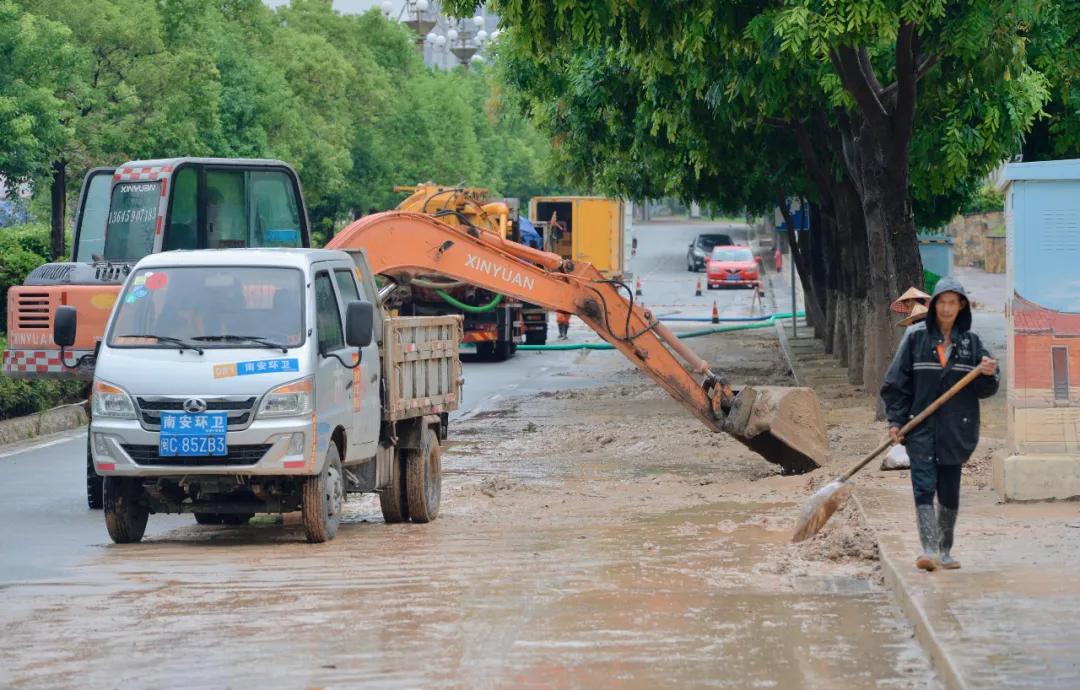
[711,301,720,324]
[635,277,643,296]
[695,278,702,297]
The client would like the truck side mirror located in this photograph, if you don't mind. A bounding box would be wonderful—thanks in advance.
[345,300,374,348]
[54,306,77,348]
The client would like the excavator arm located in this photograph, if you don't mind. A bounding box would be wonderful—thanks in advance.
[328,211,829,473]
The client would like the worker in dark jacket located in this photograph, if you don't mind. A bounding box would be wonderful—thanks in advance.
[880,277,999,571]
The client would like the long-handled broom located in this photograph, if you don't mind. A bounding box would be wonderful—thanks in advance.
[791,367,984,542]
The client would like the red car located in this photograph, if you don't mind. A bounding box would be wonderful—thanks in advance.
[706,246,760,289]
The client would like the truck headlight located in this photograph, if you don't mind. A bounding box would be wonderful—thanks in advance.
[92,380,136,419]
[258,377,314,418]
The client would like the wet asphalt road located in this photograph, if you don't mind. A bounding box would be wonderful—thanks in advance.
[0,221,755,585]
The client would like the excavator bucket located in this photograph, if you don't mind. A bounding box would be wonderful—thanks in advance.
[721,386,830,474]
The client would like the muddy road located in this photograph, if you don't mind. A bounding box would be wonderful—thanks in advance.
[0,223,939,688]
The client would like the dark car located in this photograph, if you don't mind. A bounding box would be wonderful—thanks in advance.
[686,232,735,271]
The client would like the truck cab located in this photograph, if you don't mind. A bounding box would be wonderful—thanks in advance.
[57,248,461,543]
[5,158,311,380]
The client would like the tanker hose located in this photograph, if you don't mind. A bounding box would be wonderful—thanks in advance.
[436,290,504,313]
[410,276,469,289]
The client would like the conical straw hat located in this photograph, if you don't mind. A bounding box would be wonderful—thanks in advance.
[890,286,931,314]
[897,302,929,327]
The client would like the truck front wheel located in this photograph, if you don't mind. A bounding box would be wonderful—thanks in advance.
[87,435,103,510]
[406,425,442,523]
[493,340,513,360]
[302,442,344,543]
[103,477,148,544]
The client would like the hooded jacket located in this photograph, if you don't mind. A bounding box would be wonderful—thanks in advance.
[880,277,1000,465]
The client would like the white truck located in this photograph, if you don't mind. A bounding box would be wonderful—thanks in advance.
[53,248,462,543]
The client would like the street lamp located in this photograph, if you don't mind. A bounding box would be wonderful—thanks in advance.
[403,0,437,52]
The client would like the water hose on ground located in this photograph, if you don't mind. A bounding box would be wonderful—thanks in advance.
[517,311,804,351]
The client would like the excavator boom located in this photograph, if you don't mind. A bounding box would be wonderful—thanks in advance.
[328,211,829,473]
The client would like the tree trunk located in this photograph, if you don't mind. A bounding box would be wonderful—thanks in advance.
[824,287,837,354]
[50,160,67,260]
[848,298,867,387]
[789,227,825,331]
[833,293,849,367]
[825,173,868,384]
[807,203,829,337]
[849,124,922,393]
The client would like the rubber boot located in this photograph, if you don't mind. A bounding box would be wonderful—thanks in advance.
[914,504,940,571]
[938,505,961,569]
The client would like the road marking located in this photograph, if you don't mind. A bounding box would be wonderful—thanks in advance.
[0,429,85,460]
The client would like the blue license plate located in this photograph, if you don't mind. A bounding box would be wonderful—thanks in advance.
[159,412,228,457]
[727,274,740,281]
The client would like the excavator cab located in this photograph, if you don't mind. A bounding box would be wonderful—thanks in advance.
[4,158,310,379]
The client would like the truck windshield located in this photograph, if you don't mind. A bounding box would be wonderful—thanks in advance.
[103,181,161,261]
[108,266,305,349]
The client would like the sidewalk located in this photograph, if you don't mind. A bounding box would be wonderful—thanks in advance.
[771,264,1080,689]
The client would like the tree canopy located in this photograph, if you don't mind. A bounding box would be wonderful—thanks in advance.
[1,0,562,246]
[449,0,1075,389]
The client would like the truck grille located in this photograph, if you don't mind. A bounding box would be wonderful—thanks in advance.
[15,293,52,329]
[135,396,257,430]
[122,444,271,467]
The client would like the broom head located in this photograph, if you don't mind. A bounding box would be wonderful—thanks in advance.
[791,478,854,542]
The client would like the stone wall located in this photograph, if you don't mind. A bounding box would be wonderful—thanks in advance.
[949,211,1005,272]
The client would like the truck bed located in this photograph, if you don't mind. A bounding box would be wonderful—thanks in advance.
[382,315,463,421]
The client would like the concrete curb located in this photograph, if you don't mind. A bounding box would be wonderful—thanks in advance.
[852,494,969,690]
[0,402,88,447]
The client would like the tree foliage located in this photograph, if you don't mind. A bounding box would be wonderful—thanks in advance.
[2,0,561,238]
[449,0,1075,390]
[0,1,74,182]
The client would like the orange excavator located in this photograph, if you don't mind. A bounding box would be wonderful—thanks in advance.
[328,210,830,474]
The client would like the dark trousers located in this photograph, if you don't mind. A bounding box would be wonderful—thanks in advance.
[558,323,569,338]
[910,457,962,510]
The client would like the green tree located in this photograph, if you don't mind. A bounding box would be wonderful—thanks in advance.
[1023,0,1080,160]
[0,3,75,186]
[23,0,170,258]
[452,0,1053,388]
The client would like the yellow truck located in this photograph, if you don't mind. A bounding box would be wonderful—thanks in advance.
[527,197,630,344]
